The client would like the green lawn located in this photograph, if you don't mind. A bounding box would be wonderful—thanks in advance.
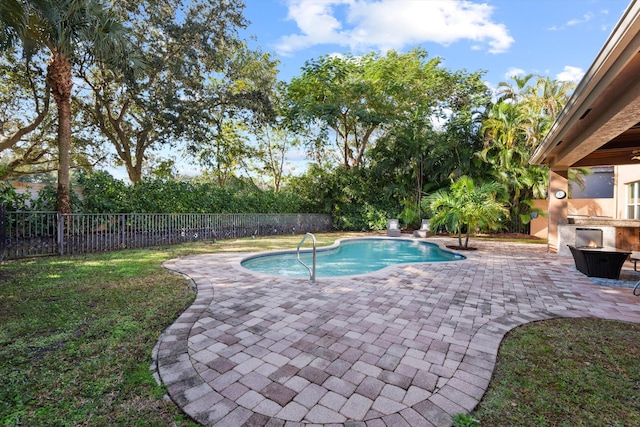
[473,318,640,427]
[1,233,638,426]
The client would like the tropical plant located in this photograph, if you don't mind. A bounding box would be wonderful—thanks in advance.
[398,198,422,230]
[1,0,133,212]
[481,75,575,231]
[424,176,508,248]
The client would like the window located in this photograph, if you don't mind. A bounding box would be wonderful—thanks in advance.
[627,181,640,219]
[569,167,614,198]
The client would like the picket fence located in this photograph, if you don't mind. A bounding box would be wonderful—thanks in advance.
[0,207,333,261]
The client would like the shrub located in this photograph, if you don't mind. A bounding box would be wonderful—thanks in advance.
[0,182,30,211]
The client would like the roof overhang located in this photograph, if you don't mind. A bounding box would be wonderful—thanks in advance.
[531,0,640,169]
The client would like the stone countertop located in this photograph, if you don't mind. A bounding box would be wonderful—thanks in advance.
[568,217,640,227]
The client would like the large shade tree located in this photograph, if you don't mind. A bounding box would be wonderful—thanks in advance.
[188,44,279,185]
[1,0,132,212]
[369,68,489,225]
[77,0,277,184]
[285,48,451,169]
[0,48,54,179]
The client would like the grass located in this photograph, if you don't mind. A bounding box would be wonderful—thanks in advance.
[1,232,638,426]
[474,318,640,426]
[1,247,200,426]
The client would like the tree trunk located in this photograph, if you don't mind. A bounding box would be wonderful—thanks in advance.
[47,52,73,214]
[126,161,143,183]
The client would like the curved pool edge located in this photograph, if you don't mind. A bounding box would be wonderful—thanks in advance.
[235,235,466,281]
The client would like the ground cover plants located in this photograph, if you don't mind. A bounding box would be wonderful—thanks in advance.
[1,233,638,426]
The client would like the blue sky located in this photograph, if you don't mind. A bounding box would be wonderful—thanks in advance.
[241,0,631,88]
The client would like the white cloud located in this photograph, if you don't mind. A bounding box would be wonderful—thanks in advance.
[277,0,514,55]
[567,12,594,26]
[556,65,584,83]
[503,67,526,80]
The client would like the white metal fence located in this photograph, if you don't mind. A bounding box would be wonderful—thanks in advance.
[0,207,333,261]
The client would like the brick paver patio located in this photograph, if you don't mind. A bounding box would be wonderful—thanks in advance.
[156,236,640,426]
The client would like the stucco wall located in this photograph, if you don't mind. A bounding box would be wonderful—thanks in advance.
[615,164,640,218]
[8,182,84,205]
[530,198,615,240]
[530,199,549,239]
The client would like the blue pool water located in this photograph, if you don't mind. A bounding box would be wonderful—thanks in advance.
[240,238,465,277]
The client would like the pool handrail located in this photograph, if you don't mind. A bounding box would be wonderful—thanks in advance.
[297,233,316,284]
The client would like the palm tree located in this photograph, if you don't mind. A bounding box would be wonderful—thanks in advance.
[527,76,575,120]
[496,73,533,104]
[1,0,131,213]
[424,176,508,249]
[481,76,576,232]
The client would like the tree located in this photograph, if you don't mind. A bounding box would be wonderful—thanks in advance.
[0,49,108,181]
[193,119,253,187]
[481,76,575,230]
[251,124,300,193]
[367,68,489,225]
[1,0,131,212]
[285,48,449,169]
[189,44,279,186]
[424,176,508,249]
[247,85,303,193]
[77,0,277,184]
[0,49,55,179]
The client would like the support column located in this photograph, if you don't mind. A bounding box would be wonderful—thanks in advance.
[548,169,569,253]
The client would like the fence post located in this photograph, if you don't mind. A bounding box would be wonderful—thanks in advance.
[57,213,64,256]
[121,214,126,249]
[0,204,6,262]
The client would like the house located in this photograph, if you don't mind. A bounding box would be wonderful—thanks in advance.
[530,0,640,255]
[7,181,84,206]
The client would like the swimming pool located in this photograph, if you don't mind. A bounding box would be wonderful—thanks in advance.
[240,238,465,278]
